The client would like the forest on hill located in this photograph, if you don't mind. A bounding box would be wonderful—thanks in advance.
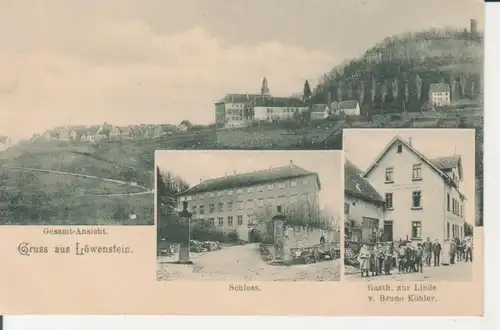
[308,27,483,115]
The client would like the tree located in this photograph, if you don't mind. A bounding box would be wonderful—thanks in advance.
[381,81,388,104]
[358,82,365,105]
[415,74,423,100]
[261,77,270,96]
[303,80,312,102]
[156,168,190,244]
[325,90,332,104]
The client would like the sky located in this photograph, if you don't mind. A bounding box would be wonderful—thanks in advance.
[0,0,483,139]
[343,129,476,224]
[156,150,342,215]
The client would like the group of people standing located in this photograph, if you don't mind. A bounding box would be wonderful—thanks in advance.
[357,236,473,277]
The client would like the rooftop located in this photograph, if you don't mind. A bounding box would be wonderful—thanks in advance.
[429,83,451,93]
[344,159,385,204]
[177,162,320,196]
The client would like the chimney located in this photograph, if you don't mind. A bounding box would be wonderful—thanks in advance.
[289,160,293,167]
[408,137,412,146]
[233,170,236,175]
[199,178,202,183]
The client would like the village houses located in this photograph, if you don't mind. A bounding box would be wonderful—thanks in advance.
[345,136,467,246]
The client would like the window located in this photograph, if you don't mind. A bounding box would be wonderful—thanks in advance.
[199,205,205,214]
[278,182,286,189]
[447,193,450,211]
[247,187,253,194]
[191,206,197,215]
[257,186,263,192]
[209,204,215,213]
[385,167,394,182]
[344,202,350,215]
[209,192,215,198]
[290,180,298,188]
[227,201,233,211]
[237,215,243,225]
[460,205,463,218]
[236,188,243,194]
[218,217,224,226]
[180,196,185,202]
[238,201,243,210]
[267,183,274,190]
[228,216,233,226]
[412,191,422,209]
[397,144,403,153]
[227,190,233,196]
[217,191,223,197]
[447,222,450,239]
[412,164,422,180]
[302,178,309,185]
[218,203,224,212]
[199,194,204,200]
[208,218,215,226]
[257,199,264,207]
[300,193,308,202]
[385,193,393,209]
[411,221,422,239]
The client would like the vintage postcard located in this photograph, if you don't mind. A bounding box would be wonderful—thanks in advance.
[0,0,484,316]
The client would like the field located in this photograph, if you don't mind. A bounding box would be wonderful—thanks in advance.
[216,121,344,150]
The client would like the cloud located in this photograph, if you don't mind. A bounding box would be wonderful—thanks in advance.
[0,16,335,139]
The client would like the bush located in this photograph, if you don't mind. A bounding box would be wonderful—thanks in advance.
[227,230,240,242]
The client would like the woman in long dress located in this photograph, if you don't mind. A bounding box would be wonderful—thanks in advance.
[357,244,370,277]
[442,239,451,265]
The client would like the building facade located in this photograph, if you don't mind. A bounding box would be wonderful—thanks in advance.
[344,159,386,244]
[363,137,466,244]
[176,161,321,241]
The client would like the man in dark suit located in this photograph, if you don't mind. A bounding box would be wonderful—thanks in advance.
[433,239,442,267]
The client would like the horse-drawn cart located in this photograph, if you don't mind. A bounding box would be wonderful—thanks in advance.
[290,242,340,264]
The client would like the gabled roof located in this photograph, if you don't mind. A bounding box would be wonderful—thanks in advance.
[429,83,451,93]
[429,155,463,180]
[345,159,385,204]
[363,136,464,193]
[250,96,307,108]
[177,163,320,196]
[338,100,358,109]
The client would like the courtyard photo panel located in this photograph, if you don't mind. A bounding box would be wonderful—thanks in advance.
[156,150,343,281]
[343,129,477,282]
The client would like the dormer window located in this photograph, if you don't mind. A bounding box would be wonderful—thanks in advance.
[397,144,403,153]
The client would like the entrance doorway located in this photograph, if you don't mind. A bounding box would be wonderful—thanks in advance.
[383,220,393,242]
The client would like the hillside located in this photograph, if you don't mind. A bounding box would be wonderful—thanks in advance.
[0,129,216,225]
[309,27,483,115]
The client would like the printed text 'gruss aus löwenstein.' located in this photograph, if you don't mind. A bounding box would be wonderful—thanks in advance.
[367,283,438,303]
[17,242,133,256]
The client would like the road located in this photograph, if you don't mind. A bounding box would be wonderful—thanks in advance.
[345,260,473,282]
[157,243,340,281]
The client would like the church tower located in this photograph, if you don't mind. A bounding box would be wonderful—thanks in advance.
[260,77,270,96]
